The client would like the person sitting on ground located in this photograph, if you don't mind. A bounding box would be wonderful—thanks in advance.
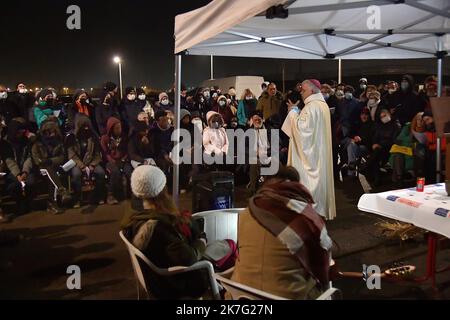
[100,117,132,205]
[121,165,208,299]
[32,120,71,214]
[230,166,332,300]
[66,114,106,208]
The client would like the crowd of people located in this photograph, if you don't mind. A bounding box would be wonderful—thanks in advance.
[0,74,444,217]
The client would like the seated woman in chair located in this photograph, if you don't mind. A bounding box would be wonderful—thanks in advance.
[230,166,333,300]
[121,165,208,299]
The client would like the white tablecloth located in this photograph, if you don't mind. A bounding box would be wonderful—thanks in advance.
[358,183,450,239]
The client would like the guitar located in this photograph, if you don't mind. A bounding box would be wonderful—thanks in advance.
[330,260,416,281]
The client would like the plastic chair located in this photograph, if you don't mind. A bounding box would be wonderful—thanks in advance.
[119,230,221,300]
[192,208,245,243]
[215,274,342,300]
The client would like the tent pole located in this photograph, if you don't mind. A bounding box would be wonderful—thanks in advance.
[282,63,286,94]
[210,55,214,80]
[173,54,182,204]
[338,59,342,83]
[436,35,443,183]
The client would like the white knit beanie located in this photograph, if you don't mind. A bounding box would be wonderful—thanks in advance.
[131,165,167,199]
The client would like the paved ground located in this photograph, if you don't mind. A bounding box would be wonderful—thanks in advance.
[1,176,450,300]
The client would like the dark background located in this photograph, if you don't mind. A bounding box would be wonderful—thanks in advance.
[1,0,449,91]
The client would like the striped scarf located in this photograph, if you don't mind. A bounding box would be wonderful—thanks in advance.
[248,181,332,287]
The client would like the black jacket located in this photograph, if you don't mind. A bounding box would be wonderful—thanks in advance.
[373,120,400,149]
[96,92,120,135]
[389,75,425,125]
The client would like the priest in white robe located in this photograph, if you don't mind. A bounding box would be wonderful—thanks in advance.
[282,79,336,220]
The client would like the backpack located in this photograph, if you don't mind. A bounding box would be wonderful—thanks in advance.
[203,239,238,272]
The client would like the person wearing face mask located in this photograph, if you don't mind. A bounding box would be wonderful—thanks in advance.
[203,111,229,160]
[246,111,271,195]
[67,90,94,133]
[211,95,234,127]
[335,85,362,141]
[157,92,174,114]
[120,87,139,134]
[0,84,18,124]
[419,76,438,113]
[389,75,425,126]
[136,87,155,120]
[355,77,368,98]
[1,118,35,215]
[366,90,383,123]
[96,81,120,136]
[34,88,63,129]
[237,88,258,127]
[151,110,174,176]
[361,109,400,186]
[9,83,34,123]
[32,120,71,214]
[281,79,336,220]
[420,110,446,183]
[100,117,132,205]
[66,114,106,208]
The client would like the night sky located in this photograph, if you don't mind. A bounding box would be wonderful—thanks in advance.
[0,0,212,90]
[1,1,448,91]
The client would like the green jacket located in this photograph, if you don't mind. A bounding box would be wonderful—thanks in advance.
[256,91,284,120]
[389,123,414,171]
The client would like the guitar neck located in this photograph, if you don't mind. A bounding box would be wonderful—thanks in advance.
[338,271,385,279]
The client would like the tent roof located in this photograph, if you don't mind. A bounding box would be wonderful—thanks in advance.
[174,0,450,59]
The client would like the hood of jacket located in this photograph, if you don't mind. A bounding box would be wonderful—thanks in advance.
[106,116,121,136]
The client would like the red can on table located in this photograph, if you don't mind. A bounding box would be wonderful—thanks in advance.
[416,177,425,192]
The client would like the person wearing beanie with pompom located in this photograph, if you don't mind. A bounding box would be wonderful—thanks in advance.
[121,165,208,299]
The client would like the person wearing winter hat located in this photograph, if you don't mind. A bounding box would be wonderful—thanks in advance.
[355,77,368,98]
[34,88,62,129]
[136,87,155,121]
[100,117,132,204]
[67,90,94,132]
[203,111,229,164]
[128,120,156,169]
[211,95,234,127]
[96,81,120,135]
[121,165,208,299]
[150,110,174,175]
[66,114,106,207]
[157,92,174,114]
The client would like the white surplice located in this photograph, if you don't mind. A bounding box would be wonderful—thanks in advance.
[282,93,336,220]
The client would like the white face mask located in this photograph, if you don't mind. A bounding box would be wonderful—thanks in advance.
[18,88,27,94]
[345,92,353,100]
[212,93,218,99]
[161,99,169,106]
[381,115,391,124]
[0,92,7,100]
[218,100,226,107]
[85,99,90,104]
[138,94,146,101]
[360,84,367,90]
[245,96,253,100]
[388,89,396,94]
[336,90,344,99]
[203,91,210,99]
[127,94,136,101]
[368,99,378,107]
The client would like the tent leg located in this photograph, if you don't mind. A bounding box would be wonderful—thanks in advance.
[173,54,182,204]
[210,55,214,80]
[436,36,443,183]
[338,59,342,84]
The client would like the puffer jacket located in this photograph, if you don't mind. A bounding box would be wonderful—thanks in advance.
[31,120,65,167]
[67,115,102,169]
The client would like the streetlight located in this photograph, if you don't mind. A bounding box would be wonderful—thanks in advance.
[113,56,123,99]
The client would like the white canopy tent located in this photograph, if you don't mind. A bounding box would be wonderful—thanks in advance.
[172,0,450,200]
